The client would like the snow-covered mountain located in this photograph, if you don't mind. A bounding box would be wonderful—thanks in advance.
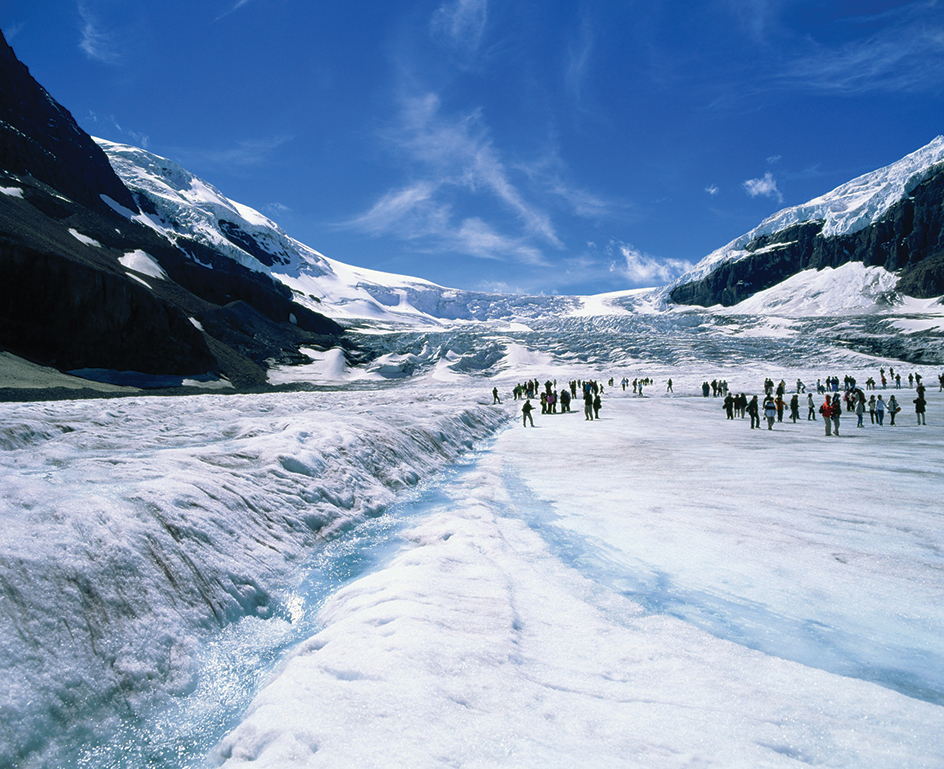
[670,136,944,308]
[100,134,944,331]
[98,140,582,328]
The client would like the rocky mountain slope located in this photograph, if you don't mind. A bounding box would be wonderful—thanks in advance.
[0,31,345,389]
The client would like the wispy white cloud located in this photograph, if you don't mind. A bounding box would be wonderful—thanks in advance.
[348,92,566,265]
[168,136,294,171]
[743,171,782,203]
[454,218,548,265]
[431,0,488,55]
[78,2,120,63]
[348,181,442,236]
[215,0,255,22]
[615,243,692,286]
[265,202,292,218]
[705,184,720,196]
[565,15,595,102]
[85,112,150,149]
[727,0,780,44]
[782,2,944,94]
[3,22,25,42]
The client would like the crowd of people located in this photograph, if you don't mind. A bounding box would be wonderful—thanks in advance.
[497,368,941,431]
[511,378,605,426]
[719,370,934,434]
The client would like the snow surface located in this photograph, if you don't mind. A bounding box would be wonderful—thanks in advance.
[720,262,901,317]
[218,389,944,768]
[67,228,102,248]
[0,186,24,198]
[119,249,168,280]
[3,328,944,767]
[0,387,505,767]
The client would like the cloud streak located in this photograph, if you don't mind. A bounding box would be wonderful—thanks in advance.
[781,2,944,94]
[167,136,295,172]
[743,171,782,203]
[616,244,692,286]
[348,92,569,265]
[77,2,120,63]
[431,0,489,55]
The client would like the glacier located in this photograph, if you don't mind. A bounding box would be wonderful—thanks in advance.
[2,316,944,767]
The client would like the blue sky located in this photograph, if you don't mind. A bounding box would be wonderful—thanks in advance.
[3,1,944,295]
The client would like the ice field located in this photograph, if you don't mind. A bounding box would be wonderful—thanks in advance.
[1,316,944,767]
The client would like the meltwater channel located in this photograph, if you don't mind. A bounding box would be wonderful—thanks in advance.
[57,443,498,769]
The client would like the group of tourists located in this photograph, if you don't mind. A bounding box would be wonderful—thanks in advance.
[620,377,657,394]
[701,380,729,397]
[514,379,605,426]
[500,366,939,431]
[725,368,934,434]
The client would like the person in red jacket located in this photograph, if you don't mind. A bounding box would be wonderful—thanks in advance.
[820,397,833,435]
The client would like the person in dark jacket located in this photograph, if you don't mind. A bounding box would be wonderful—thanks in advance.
[914,395,927,425]
[522,398,535,427]
[745,395,759,429]
[831,394,842,436]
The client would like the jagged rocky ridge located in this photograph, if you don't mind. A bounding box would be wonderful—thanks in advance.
[671,141,944,308]
[0,31,345,388]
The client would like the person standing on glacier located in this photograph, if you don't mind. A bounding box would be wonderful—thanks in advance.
[521,398,535,427]
[831,394,842,436]
[747,395,760,429]
[820,396,833,435]
[763,397,777,430]
[888,394,900,425]
[855,392,866,427]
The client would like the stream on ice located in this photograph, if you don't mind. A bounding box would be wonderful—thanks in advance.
[2,316,944,767]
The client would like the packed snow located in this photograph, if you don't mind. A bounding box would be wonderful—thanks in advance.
[2,315,943,767]
[119,250,168,281]
[67,228,102,248]
[719,262,901,317]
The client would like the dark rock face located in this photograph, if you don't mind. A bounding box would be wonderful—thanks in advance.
[219,220,291,268]
[0,31,137,216]
[671,166,944,307]
[0,32,346,387]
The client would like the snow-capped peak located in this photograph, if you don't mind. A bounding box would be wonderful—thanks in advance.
[678,136,944,285]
